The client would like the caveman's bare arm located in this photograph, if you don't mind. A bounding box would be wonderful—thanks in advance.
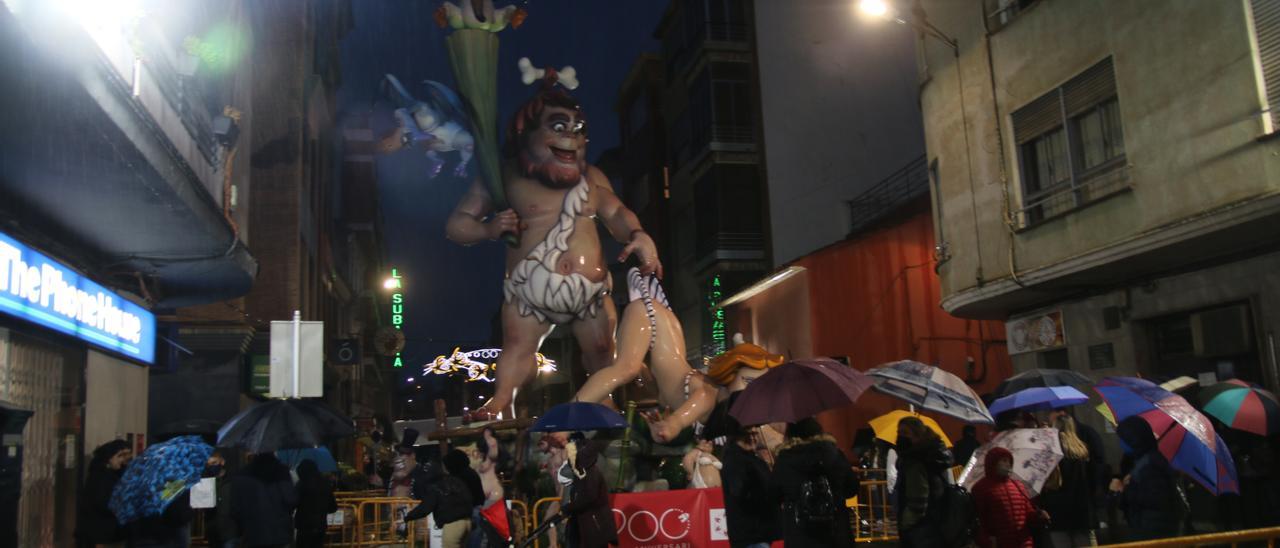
[588,166,663,277]
[445,178,518,245]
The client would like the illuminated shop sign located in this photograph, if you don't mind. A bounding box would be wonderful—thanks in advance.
[707,275,726,357]
[0,231,156,363]
[389,268,404,368]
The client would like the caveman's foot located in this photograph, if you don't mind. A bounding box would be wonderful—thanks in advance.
[463,405,502,425]
[453,161,470,178]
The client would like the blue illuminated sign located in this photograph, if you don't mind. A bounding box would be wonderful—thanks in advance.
[0,231,156,364]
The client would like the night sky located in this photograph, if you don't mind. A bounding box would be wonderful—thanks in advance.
[336,1,670,399]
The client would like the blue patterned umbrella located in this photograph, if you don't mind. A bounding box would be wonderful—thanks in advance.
[867,360,995,424]
[109,435,213,524]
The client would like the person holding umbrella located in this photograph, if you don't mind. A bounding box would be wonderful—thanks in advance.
[1117,417,1185,541]
[1036,414,1098,547]
[293,459,337,548]
[76,440,132,548]
[768,417,858,548]
[109,436,215,548]
[971,447,1049,548]
[720,418,780,548]
[559,438,618,548]
[230,453,297,548]
[894,417,955,547]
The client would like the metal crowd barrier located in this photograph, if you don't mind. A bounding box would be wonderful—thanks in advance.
[1100,526,1280,547]
[352,497,423,547]
[851,478,897,543]
[530,496,563,548]
[324,501,360,546]
[508,499,531,546]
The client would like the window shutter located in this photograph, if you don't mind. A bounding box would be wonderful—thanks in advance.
[1012,92,1062,144]
[1253,0,1280,129]
[1063,57,1117,117]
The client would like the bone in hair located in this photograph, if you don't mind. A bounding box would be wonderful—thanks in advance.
[518,57,579,90]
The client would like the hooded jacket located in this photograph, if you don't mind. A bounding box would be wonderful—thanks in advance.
[561,441,618,548]
[768,434,858,548]
[721,441,781,547]
[294,460,338,534]
[76,441,129,544]
[971,447,1043,548]
[405,459,474,526]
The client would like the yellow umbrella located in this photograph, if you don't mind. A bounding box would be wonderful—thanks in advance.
[869,410,952,447]
[1095,402,1117,425]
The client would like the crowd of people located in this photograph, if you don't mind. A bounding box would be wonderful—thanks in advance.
[74,441,336,548]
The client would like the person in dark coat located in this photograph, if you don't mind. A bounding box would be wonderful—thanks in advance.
[720,420,780,548]
[445,448,485,510]
[231,453,298,548]
[1037,415,1097,547]
[560,439,618,548]
[952,425,981,468]
[294,459,338,548]
[768,418,858,548]
[894,416,955,547]
[405,458,475,548]
[126,491,195,548]
[76,440,132,548]
[1118,417,1184,541]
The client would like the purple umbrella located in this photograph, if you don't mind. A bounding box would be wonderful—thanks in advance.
[729,358,875,426]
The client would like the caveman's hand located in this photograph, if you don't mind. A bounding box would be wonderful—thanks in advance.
[619,230,663,279]
[485,209,522,241]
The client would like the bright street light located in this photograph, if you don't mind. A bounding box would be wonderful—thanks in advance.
[383,277,399,289]
[858,0,890,19]
[406,377,415,382]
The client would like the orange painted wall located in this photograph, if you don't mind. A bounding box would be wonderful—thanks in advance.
[793,203,1012,450]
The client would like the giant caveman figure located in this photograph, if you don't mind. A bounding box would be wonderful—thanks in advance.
[447,73,661,422]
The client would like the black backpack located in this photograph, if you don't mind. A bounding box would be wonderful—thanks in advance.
[934,481,977,546]
[793,474,838,529]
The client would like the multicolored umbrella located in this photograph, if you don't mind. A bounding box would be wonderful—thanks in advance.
[1200,380,1280,436]
[109,435,213,525]
[866,360,994,424]
[1095,377,1238,495]
[729,358,876,426]
[988,386,1090,416]
[994,368,1092,397]
[868,410,951,447]
[956,428,1063,495]
[531,401,626,432]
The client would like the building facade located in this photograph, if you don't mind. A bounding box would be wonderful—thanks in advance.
[918,0,1280,390]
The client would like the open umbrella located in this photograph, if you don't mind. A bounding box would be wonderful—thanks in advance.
[277,446,338,473]
[1160,376,1198,393]
[995,369,1092,397]
[956,428,1063,495]
[217,398,354,453]
[988,386,1090,416]
[869,410,951,447]
[729,358,875,426]
[866,360,994,424]
[109,435,213,525]
[531,402,626,432]
[1095,377,1238,495]
[1200,380,1280,436]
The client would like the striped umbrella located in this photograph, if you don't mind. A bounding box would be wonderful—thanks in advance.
[1200,380,1280,436]
[867,360,994,424]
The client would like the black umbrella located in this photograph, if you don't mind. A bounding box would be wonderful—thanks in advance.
[994,369,1092,397]
[216,399,354,453]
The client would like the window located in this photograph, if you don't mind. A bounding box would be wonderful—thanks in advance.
[1250,0,1280,131]
[694,165,764,260]
[1013,57,1128,226]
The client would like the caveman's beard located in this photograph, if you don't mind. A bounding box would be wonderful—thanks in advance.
[519,148,585,188]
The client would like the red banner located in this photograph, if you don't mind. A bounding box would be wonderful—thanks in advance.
[609,488,727,548]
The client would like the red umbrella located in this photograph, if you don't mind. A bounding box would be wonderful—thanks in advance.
[728,358,875,426]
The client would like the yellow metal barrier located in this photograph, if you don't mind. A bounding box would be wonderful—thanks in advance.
[325,501,360,546]
[530,497,563,548]
[851,479,897,543]
[354,497,423,547]
[1100,526,1280,547]
[336,489,385,499]
[509,499,531,545]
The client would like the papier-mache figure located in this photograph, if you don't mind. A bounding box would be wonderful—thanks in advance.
[378,75,477,179]
[448,61,662,422]
[703,338,788,449]
[573,268,719,443]
[435,0,527,32]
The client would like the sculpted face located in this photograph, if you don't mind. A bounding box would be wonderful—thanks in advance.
[519,106,587,188]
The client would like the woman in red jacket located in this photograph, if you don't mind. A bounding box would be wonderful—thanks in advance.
[972,447,1048,548]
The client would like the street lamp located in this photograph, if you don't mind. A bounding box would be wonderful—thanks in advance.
[856,0,958,55]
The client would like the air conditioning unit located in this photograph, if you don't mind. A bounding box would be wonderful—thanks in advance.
[1191,304,1253,357]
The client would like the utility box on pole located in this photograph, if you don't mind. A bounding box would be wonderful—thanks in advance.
[269,312,324,398]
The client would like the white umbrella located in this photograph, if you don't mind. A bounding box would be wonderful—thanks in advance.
[957,427,1063,495]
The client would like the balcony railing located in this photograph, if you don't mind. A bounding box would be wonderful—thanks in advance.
[666,22,753,78]
[696,231,765,263]
[846,155,930,236]
[1016,162,1130,228]
[137,26,220,168]
[710,124,754,144]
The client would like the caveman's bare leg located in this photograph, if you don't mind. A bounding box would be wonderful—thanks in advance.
[574,302,649,404]
[475,302,554,420]
[571,297,618,405]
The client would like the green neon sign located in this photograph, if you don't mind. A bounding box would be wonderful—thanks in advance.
[391,268,404,367]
